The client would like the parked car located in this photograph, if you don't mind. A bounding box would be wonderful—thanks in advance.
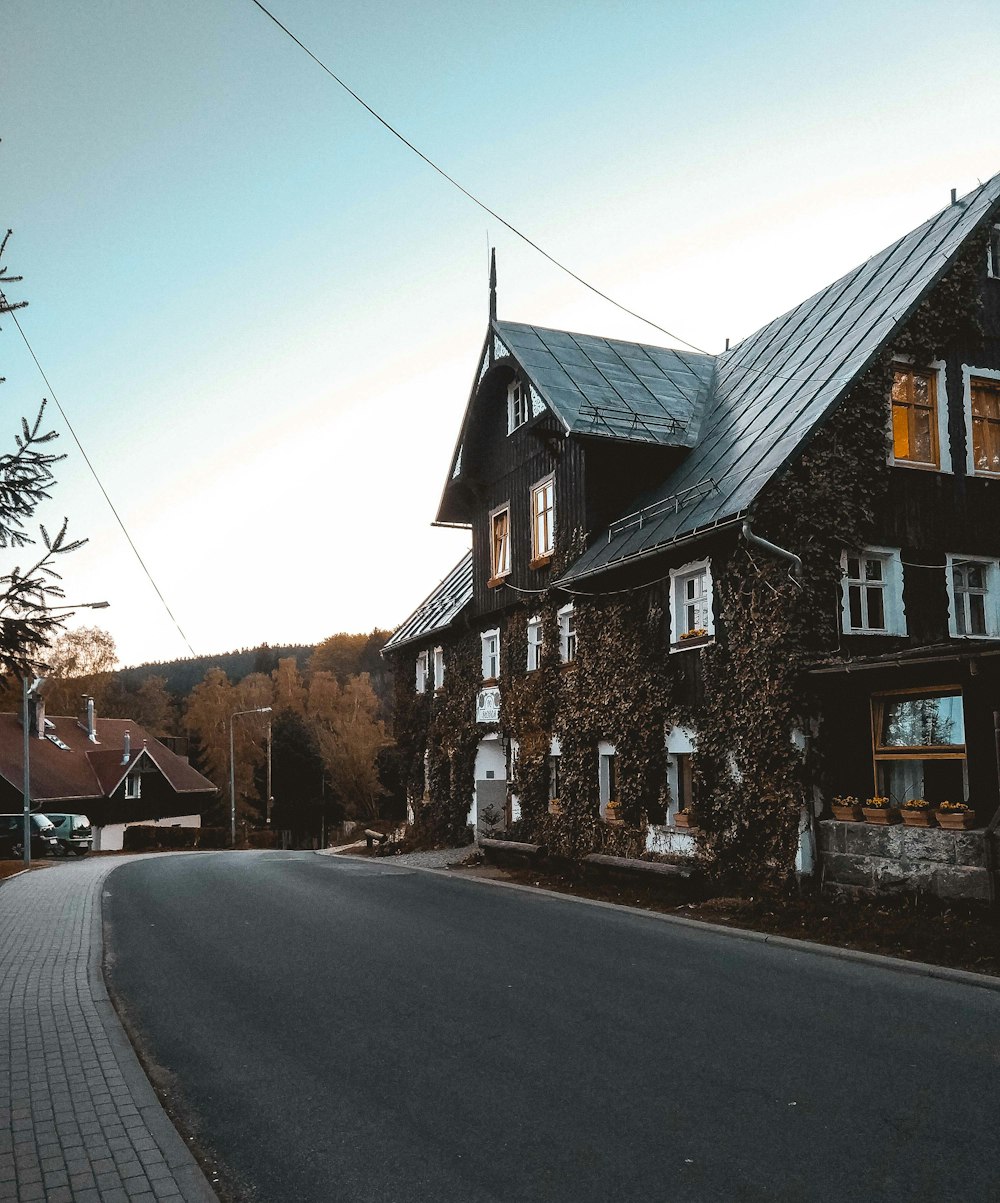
[42,813,93,856]
[0,813,60,858]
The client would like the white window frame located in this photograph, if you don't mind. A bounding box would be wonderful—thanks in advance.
[946,554,1000,639]
[840,547,907,636]
[526,616,543,671]
[665,725,696,826]
[124,772,141,800]
[530,473,555,562]
[489,503,511,581]
[988,224,1000,280]
[558,602,576,663]
[481,629,500,681]
[415,650,429,694]
[598,740,617,819]
[889,358,951,474]
[962,365,1000,478]
[507,378,531,434]
[432,646,445,690]
[669,558,714,648]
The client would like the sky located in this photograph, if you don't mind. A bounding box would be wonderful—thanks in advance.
[3,0,1000,669]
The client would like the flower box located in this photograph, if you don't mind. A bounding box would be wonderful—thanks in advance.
[831,804,863,822]
[673,811,696,829]
[935,809,976,830]
[863,807,901,825]
[901,809,937,827]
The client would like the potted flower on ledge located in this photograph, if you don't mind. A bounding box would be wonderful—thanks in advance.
[900,798,936,828]
[862,796,901,825]
[673,808,697,830]
[935,800,977,830]
[830,795,863,822]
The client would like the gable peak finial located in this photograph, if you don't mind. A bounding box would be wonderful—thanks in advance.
[489,247,497,323]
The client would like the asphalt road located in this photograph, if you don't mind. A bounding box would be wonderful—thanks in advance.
[103,851,1000,1202]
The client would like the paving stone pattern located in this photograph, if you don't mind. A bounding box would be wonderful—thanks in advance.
[1,857,217,1203]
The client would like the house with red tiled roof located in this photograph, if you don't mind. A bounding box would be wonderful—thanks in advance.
[0,694,217,850]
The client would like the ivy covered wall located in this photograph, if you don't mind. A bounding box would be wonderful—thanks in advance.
[388,234,989,888]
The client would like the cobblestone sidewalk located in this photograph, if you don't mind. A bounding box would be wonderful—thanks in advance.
[1,857,217,1203]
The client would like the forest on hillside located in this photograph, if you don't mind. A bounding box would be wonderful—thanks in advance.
[1,627,397,843]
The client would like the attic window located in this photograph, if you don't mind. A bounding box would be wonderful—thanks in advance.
[508,379,530,433]
[124,773,141,800]
[489,504,511,584]
[891,366,940,468]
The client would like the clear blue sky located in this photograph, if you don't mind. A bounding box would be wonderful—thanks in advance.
[4,0,999,667]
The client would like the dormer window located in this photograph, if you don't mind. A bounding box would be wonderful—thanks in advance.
[508,379,530,433]
[124,772,141,800]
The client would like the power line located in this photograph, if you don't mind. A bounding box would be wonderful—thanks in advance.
[1,295,198,657]
[246,0,711,358]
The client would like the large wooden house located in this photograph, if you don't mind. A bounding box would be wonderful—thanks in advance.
[384,176,1000,899]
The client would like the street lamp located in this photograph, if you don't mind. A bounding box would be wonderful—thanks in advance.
[21,600,110,866]
[229,707,272,848]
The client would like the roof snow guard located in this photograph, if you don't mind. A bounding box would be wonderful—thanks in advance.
[382,550,473,654]
[492,321,715,448]
[558,174,1000,585]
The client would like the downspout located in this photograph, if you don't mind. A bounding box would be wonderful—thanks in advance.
[741,519,803,586]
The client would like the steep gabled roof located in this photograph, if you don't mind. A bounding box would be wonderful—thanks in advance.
[0,714,216,805]
[559,173,1000,584]
[438,321,715,523]
[382,550,473,654]
[493,321,715,447]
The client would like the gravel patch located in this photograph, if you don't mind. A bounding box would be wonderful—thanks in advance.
[362,844,475,869]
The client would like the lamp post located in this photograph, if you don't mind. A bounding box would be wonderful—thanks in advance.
[229,707,272,847]
[21,600,110,866]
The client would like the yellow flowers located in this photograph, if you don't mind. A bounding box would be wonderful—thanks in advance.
[938,800,969,812]
[865,796,890,809]
[902,798,931,810]
[680,627,708,640]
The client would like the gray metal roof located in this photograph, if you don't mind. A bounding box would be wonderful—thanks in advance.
[382,550,473,654]
[559,174,1000,584]
[493,321,715,446]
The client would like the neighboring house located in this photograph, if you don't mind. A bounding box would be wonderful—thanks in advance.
[0,694,216,850]
[384,176,1000,900]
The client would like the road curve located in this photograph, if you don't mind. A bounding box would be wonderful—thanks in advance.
[104,850,1000,1203]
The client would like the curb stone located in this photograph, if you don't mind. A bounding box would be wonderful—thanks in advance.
[0,854,219,1203]
[352,852,1000,996]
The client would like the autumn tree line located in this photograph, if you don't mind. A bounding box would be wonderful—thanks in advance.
[0,628,397,841]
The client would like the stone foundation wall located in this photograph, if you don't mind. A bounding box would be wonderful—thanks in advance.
[818,820,999,901]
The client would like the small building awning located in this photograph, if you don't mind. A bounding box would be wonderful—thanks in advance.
[808,641,1000,676]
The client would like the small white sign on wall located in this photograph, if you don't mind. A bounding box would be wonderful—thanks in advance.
[476,686,501,724]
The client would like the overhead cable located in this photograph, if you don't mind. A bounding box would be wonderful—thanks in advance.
[246,0,711,357]
[1,296,198,657]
